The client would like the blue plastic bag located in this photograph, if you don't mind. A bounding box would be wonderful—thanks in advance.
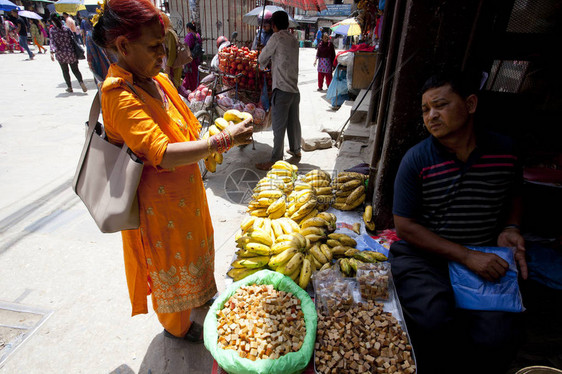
[326,65,349,107]
[356,233,389,258]
[448,246,524,313]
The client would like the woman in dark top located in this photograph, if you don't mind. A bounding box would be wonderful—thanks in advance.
[313,32,336,91]
[49,14,87,93]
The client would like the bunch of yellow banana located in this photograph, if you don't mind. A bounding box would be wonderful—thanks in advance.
[337,249,387,277]
[247,187,285,218]
[201,110,253,173]
[265,212,336,288]
[298,213,336,241]
[332,172,367,211]
[285,187,318,224]
[303,169,333,211]
[229,218,280,281]
[228,244,270,280]
[201,131,219,173]
[363,204,376,232]
[266,160,298,194]
[223,109,252,123]
[312,231,388,277]
[238,216,301,244]
[267,231,312,286]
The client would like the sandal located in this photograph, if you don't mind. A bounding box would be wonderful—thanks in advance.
[255,162,274,171]
[163,322,204,343]
[287,150,302,159]
[163,329,182,340]
[184,321,204,343]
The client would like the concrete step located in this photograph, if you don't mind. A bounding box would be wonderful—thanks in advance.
[342,121,371,142]
[350,89,371,123]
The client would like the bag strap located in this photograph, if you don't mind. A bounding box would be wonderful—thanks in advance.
[72,88,142,193]
[72,92,102,192]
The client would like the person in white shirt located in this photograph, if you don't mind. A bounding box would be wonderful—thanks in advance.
[62,13,82,45]
[211,35,230,70]
[255,11,301,170]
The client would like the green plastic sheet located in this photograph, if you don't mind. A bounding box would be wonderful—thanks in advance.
[204,270,317,374]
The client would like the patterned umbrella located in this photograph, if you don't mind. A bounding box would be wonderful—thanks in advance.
[330,18,361,36]
[0,0,18,11]
[269,0,327,12]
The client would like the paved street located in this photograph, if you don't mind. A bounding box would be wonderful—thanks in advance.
[0,46,369,373]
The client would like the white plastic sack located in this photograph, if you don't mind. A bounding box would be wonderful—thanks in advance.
[337,52,354,66]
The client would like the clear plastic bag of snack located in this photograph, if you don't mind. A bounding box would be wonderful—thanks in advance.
[313,267,354,315]
[356,262,392,301]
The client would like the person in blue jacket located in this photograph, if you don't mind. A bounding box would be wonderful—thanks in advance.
[315,28,322,48]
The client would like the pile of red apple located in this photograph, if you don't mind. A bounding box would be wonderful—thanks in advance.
[218,44,272,91]
[187,84,213,103]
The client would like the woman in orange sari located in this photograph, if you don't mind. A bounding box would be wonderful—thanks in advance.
[92,0,253,341]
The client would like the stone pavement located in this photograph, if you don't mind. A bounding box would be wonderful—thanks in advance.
[0,47,371,373]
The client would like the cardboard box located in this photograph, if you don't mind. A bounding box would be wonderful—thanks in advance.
[352,52,378,90]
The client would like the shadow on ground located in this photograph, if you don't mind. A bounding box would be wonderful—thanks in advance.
[138,305,214,374]
[137,333,214,374]
[507,279,562,372]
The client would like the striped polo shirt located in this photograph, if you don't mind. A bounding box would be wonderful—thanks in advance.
[393,131,522,246]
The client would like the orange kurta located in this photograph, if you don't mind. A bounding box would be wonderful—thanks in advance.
[101,64,216,316]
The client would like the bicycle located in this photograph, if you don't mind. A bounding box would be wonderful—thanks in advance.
[193,64,244,178]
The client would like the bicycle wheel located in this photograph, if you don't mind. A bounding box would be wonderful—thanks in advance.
[195,109,212,179]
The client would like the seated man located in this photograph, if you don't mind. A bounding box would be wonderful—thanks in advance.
[390,69,527,374]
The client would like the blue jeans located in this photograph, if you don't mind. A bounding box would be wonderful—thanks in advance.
[260,75,270,111]
[19,35,33,59]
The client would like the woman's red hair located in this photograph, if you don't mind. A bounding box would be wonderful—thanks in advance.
[92,0,170,48]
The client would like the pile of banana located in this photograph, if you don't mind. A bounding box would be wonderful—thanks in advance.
[228,212,337,288]
[202,109,253,173]
[229,165,382,286]
[332,172,367,211]
[228,210,387,288]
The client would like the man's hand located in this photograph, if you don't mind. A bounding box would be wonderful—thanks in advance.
[498,228,528,280]
[464,250,509,282]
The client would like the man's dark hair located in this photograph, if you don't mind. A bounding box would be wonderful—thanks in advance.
[421,69,483,99]
[271,11,289,30]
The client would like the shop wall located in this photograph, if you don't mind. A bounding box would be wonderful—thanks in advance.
[367,0,484,229]
[167,0,257,60]
[369,0,562,231]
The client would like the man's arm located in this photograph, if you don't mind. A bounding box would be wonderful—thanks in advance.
[258,34,275,68]
[394,215,509,282]
[497,195,528,279]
